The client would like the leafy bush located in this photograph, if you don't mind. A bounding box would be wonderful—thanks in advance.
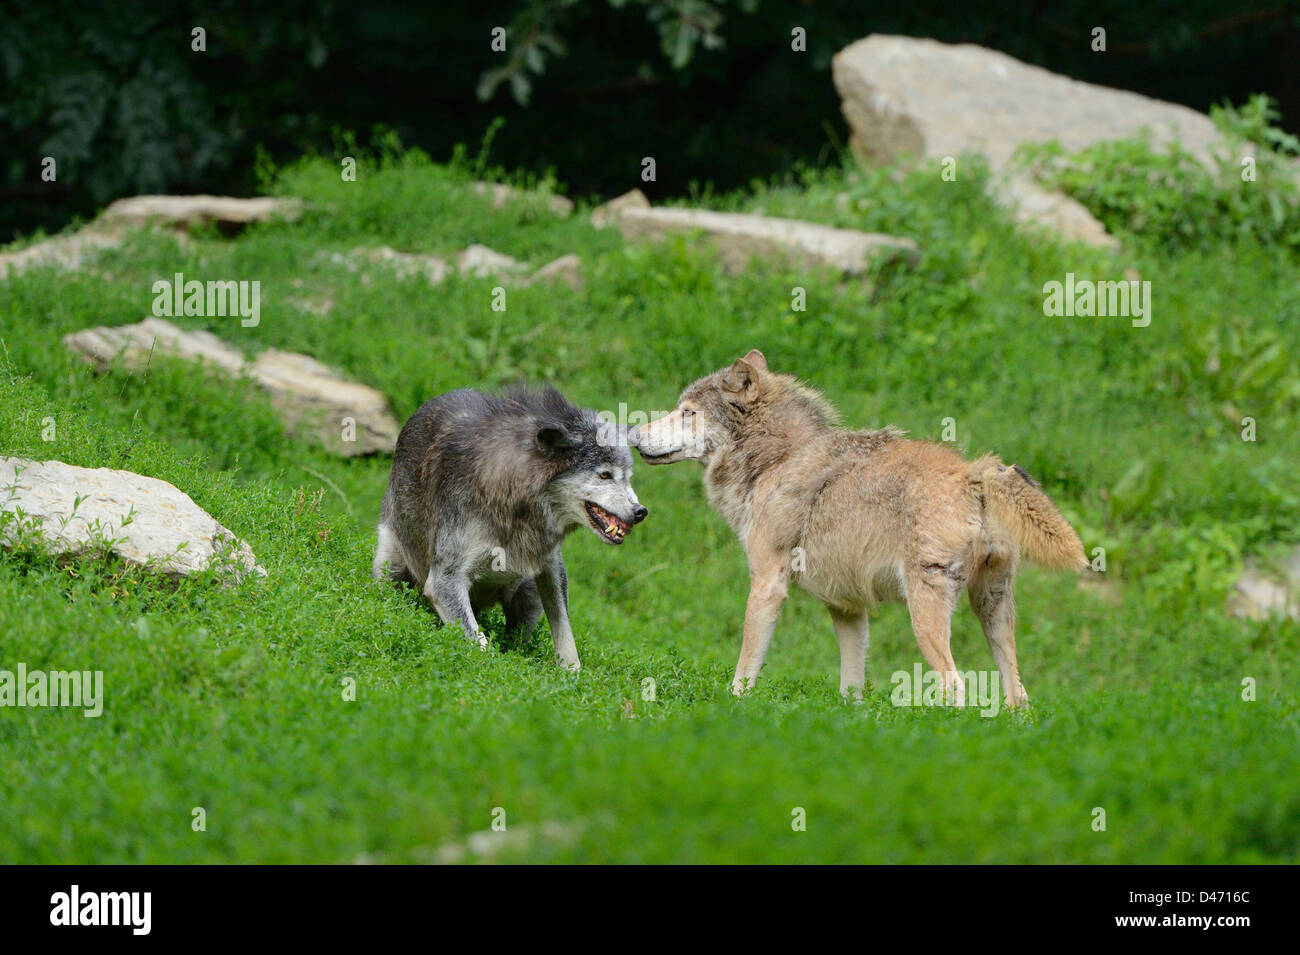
[1017,95,1300,253]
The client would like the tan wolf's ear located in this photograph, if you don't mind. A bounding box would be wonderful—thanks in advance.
[741,349,767,372]
[721,355,763,401]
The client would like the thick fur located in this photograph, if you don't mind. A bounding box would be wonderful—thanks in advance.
[969,457,1088,570]
[374,386,645,670]
[631,350,1086,706]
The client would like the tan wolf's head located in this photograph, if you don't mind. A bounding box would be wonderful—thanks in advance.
[632,349,834,465]
[629,349,770,465]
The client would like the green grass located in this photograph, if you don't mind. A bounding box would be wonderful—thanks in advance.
[1,140,1298,862]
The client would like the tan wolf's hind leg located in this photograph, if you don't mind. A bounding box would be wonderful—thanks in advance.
[905,570,964,706]
[969,566,1029,708]
[828,607,870,701]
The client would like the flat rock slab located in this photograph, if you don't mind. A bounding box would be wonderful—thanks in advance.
[97,194,303,232]
[831,35,1231,248]
[1,193,300,281]
[616,206,918,275]
[0,457,264,581]
[0,231,122,280]
[63,318,400,456]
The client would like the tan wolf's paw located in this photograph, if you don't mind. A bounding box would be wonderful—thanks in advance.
[1004,682,1030,709]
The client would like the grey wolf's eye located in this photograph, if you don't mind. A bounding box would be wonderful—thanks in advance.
[598,470,613,480]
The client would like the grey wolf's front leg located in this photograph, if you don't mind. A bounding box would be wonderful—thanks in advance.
[536,550,580,671]
[424,568,486,648]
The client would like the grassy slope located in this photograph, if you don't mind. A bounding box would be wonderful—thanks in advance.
[0,148,1297,863]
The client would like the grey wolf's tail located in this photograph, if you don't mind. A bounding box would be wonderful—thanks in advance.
[969,456,1088,571]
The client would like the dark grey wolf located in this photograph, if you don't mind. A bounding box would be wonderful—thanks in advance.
[630,350,1086,705]
[374,387,647,670]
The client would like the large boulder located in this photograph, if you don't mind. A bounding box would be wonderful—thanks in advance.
[0,457,264,581]
[615,207,918,275]
[63,318,400,456]
[831,35,1227,247]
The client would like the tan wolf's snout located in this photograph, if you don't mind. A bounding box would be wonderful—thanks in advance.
[629,408,702,464]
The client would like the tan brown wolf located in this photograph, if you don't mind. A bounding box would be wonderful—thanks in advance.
[629,350,1087,707]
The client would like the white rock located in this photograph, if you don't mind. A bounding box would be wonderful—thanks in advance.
[0,231,122,279]
[62,318,400,456]
[0,457,264,581]
[457,244,527,278]
[1,194,301,280]
[591,189,651,227]
[615,206,917,275]
[1227,548,1300,621]
[528,254,583,291]
[832,35,1223,172]
[992,178,1121,249]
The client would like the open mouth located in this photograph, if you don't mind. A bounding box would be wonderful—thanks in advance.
[585,502,632,544]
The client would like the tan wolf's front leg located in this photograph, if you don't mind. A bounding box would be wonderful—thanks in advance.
[731,565,789,695]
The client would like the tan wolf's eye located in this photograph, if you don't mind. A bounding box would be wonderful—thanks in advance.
[683,408,696,417]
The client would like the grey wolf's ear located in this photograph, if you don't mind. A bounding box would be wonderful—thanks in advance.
[536,425,575,455]
[721,356,763,402]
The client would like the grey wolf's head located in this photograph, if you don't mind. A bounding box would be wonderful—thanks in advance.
[630,349,838,467]
[519,387,647,545]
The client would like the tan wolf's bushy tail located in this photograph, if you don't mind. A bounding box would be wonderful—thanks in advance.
[969,456,1088,570]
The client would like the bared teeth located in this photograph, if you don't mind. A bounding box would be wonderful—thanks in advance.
[588,502,628,540]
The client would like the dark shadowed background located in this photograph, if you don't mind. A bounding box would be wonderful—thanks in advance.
[2,0,1297,242]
